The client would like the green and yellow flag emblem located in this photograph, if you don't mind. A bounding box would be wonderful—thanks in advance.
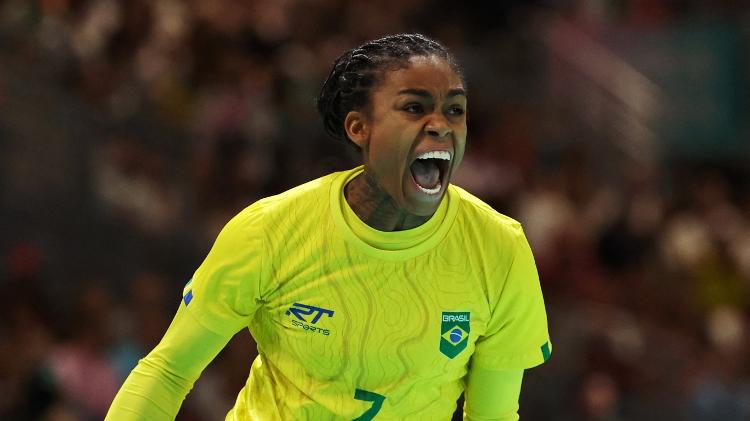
[440,311,470,359]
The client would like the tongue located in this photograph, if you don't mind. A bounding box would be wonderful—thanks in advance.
[410,159,441,189]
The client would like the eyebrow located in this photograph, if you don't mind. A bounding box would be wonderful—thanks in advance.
[397,88,467,99]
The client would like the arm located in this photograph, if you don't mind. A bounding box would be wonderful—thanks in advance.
[466,225,551,420]
[106,207,266,419]
[105,303,233,420]
[472,225,551,371]
[463,367,523,421]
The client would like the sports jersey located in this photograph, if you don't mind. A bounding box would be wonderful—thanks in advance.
[179,166,551,420]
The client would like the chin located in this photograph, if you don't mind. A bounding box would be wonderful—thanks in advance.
[406,195,444,217]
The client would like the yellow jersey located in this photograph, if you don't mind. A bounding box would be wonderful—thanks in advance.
[183,166,551,420]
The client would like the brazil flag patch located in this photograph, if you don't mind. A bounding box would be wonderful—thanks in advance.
[440,311,470,359]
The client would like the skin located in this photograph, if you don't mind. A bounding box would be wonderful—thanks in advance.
[343,55,468,231]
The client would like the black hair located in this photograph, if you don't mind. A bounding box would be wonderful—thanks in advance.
[316,33,464,148]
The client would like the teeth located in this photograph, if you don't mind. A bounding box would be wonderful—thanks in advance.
[416,182,442,195]
[416,151,451,160]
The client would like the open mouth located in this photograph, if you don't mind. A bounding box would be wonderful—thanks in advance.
[409,150,452,195]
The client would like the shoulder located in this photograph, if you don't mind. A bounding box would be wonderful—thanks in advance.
[228,171,340,232]
[259,172,336,210]
[450,184,525,242]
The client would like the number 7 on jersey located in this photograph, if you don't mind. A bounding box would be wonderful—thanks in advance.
[353,388,385,420]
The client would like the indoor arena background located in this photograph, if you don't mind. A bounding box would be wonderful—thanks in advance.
[1,1,749,420]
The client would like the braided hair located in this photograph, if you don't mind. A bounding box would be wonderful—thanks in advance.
[316,33,464,148]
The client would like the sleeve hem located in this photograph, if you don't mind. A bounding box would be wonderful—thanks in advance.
[471,340,552,371]
[184,303,246,337]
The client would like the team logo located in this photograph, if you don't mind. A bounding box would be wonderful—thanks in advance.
[541,341,552,362]
[440,311,470,359]
[286,303,334,336]
[182,279,193,306]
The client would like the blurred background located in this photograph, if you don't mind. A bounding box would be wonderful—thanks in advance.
[1,0,749,420]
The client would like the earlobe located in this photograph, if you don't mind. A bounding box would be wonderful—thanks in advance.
[344,111,369,149]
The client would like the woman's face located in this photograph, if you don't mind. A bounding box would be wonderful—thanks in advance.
[352,55,467,217]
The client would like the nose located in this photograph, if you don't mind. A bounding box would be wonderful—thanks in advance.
[424,113,451,139]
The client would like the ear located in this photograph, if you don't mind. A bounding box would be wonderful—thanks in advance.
[344,111,369,149]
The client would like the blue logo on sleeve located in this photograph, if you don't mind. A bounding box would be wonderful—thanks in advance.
[183,290,193,305]
[182,278,194,305]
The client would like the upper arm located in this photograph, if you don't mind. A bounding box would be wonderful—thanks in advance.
[146,301,235,382]
[184,207,265,336]
[463,367,523,421]
[472,227,552,371]
[106,208,266,420]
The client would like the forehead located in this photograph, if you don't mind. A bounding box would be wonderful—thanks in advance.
[376,55,464,96]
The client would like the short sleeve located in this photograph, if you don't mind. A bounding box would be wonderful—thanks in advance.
[472,227,552,370]
[182,208,264,336]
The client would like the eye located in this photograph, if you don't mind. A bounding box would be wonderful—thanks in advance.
[447,106,465,116]
[402,103,424,114]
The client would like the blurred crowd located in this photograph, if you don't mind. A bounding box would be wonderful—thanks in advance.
[1,0,749,420]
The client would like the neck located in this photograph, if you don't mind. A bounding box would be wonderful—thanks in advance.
[344,170,430,231]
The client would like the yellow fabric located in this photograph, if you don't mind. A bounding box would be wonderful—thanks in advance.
[107,166,551,420]
[463,368,523,421]
[105,303,231,420]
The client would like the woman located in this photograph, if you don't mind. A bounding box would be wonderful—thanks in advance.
[106,33,551,421]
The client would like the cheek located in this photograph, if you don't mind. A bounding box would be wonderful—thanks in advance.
[452,127,468,169]
[369,126,412,168]
[454,125,467,147]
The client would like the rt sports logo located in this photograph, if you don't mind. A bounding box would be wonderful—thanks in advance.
[285,302,334,336]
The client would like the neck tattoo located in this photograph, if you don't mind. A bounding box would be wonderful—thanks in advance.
[344,171,430,232]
